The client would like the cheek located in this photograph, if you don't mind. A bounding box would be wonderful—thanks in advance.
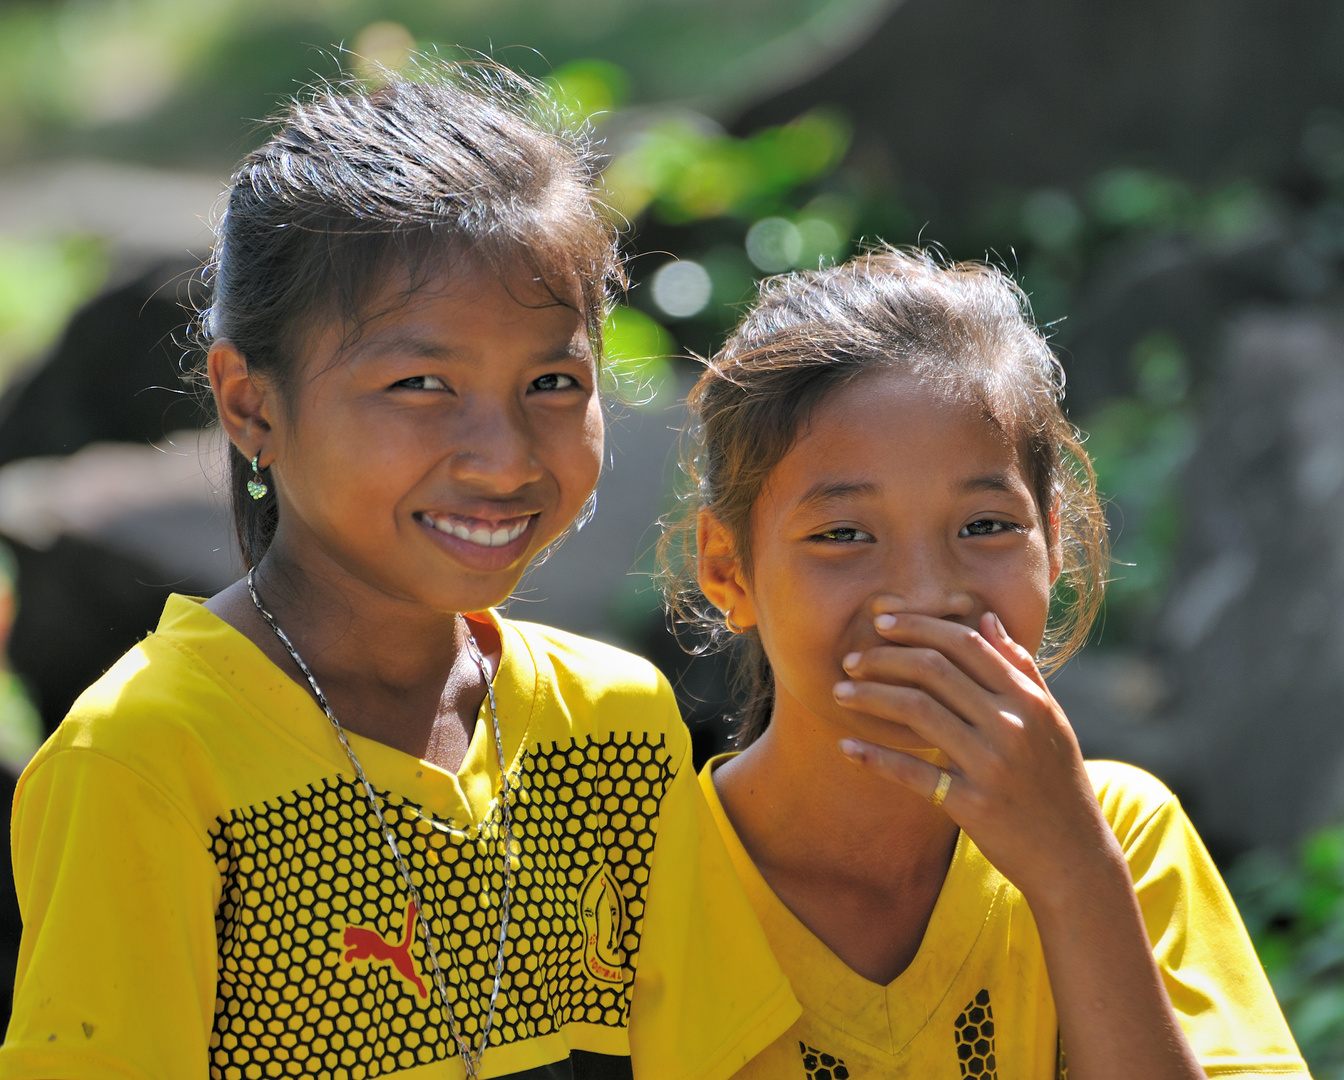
[575,400,605,488]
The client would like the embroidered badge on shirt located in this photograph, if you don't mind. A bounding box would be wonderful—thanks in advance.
[581,864,629,984]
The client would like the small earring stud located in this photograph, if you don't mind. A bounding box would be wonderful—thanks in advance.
[246,454,269,500]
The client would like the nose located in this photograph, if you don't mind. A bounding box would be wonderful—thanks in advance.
[448,400,544,494]
[871,543,976,622]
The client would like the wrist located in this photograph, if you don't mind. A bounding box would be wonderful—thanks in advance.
[1017,827,1132,924]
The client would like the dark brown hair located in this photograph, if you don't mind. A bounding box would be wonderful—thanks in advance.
[192,61,624,568]
[660,247,1108,746]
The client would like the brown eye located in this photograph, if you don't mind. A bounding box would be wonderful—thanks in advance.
[959,519,1023,537]
[814,527,874,543]
[531,373,578,391]
[393,374,449,391]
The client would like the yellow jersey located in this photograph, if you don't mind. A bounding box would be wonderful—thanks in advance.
[0,597,798,1080]
[701,756,1307,1080]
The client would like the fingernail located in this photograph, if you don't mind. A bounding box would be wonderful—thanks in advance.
[992,613,1008,639]
[838,739,864,760]
[842,651,862,672]
[834,681,855,700]
[875,613,897,631]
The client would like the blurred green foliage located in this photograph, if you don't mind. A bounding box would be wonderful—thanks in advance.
[0,235,108,380]
[5,5,1344,654]
[604,110,850,223]
[0,0,888,168]
[1230,830,1344,1077]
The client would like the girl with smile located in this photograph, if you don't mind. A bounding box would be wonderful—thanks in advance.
[664,249,1307,1079]
[0,68,797,1080]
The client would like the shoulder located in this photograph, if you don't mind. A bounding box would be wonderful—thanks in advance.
[1084,760,1182,850]
[35,624,226,768]
[502,619,683,744]
[506,618,672,700]
[18,594,309,820]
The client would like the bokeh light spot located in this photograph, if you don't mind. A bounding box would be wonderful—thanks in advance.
[650,260,711,318]
[353,22,416,81]
[746,217,802,272]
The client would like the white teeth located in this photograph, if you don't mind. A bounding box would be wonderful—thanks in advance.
[425,514,530,548]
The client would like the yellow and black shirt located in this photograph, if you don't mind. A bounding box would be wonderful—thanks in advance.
[0,597,798,1080]
[702,757,1309,1080]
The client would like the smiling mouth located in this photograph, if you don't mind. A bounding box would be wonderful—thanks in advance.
[415,511,535,548]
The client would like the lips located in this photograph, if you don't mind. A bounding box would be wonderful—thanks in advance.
[414,511,535,549]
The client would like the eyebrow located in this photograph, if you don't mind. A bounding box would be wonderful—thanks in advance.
[349,331,587,364]
[794,480,881,511]
[957,473,1022,495]
[348,331,455,361]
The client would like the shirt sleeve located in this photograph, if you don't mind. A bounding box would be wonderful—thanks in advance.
[627,702,800,1080]
[0,746,221,1080]
[1094,762,1309,1079]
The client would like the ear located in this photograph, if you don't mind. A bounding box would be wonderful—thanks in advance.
[208,341,276,465]
[1047,496,1063,584]
[696,509,756,630]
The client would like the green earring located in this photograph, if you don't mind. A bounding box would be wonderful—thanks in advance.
[246,454,268,500]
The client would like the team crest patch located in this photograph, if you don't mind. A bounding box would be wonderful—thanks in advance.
[799,1041,849,1079]
[336,900,428,999]
[580,863,628,983]
[954,988,998,1078]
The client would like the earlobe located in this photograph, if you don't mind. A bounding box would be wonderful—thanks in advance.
[208,341,275,465]
[696,509,756,631]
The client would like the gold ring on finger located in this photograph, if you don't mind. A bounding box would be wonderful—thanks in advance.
[928,768,952,808]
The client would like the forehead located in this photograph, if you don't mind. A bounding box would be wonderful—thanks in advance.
[297,254,591,372]
[766,367,1030,506]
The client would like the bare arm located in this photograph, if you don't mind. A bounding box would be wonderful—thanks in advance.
[834,611,1204,1080]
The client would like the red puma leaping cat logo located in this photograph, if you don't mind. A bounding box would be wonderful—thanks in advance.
[342,901,428,999]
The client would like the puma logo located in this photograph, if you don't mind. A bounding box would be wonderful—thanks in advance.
[342,901,428,999]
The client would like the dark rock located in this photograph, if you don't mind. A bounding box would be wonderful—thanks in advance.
[734,0,1344,217]
[1153,309,1344,852]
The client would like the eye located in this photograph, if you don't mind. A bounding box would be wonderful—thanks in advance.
[392,374,449,391]
[812,526,875,544]
[959,518,1025,537]
[531,372,579,392]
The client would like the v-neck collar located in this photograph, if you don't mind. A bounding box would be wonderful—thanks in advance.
[157,595,539,828]
[699,754,1007,1056]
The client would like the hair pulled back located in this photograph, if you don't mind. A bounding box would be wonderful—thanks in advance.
[193,61,624,568]
[660,247,1108,746]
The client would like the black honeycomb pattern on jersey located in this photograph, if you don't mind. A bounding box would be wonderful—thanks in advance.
[799,1042,849,1080]
[1056,1034,1069,1080]
[954,989,998,1078]
[207,731,673,1080]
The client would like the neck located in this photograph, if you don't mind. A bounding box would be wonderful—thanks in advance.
[713,686,960,984]
[249,544,468,688]
[720,691,958,890]
[205,536,501,770]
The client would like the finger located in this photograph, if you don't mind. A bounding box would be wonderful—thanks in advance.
[870,611,1023,696]
[842,642,1003,732]
[838,738,956,810]
[833,677,982,766]
[979,611,1049,692]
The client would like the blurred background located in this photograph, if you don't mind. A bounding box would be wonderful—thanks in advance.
[1,0,1344,1067]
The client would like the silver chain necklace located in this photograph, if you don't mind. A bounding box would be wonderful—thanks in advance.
[246,568,514,1079]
